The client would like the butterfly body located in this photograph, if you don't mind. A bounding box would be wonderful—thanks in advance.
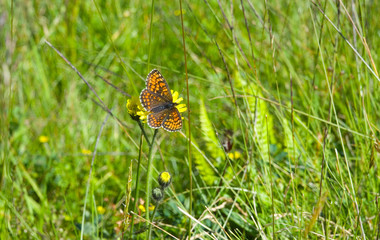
[140,69,182,132]
[151,102,177,113]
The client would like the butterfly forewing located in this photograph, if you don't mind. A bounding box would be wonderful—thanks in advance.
[162,108,182,132]
[140,89,168,112]
[146,69,173,102]
[147,109,170,129]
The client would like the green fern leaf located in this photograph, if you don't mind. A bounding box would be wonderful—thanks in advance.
[192,139,218,185]
[199,98,224,160]
[234,71,275,162]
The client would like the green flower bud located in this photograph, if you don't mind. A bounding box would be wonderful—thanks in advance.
[152,187,164,202]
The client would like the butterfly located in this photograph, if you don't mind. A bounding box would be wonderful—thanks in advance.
[140,69,182,132]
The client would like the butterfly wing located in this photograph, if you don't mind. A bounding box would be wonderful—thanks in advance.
[147,109,170,129]
[162,107,182,132]
[140,89,168,112]
[146,69,173,102]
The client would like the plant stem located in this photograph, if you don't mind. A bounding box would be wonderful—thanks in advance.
[128,133,144,239]
[148,202,160,239]
[178,0,192,237]
[145,129,158,239]
[147,0,155,72]
[138,120,151,146]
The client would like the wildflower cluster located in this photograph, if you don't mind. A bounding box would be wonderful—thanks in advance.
[228,151,241,160]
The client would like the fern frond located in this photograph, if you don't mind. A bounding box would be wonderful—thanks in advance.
[281,116,297,160]
[234,71,275,162]
[199,98,224,160]
[192,138,218,185]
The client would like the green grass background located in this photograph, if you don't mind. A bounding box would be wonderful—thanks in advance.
[1,0,380,239]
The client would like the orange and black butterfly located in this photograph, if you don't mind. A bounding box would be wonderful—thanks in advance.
[140,69,182,132]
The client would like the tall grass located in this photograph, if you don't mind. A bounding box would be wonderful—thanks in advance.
[1,0,380,239]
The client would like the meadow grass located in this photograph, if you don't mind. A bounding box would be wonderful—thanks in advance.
[1,0,380,239]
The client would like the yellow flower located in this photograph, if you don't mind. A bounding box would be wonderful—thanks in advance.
[39,135,49,143]
[148,204,155,211]
[97,206,106,214]
[138,204,155,212]
[138,204,146,213]
[126,96,148,121]
[81,149,92,155]
[172,90,187,113]
[228,151,241,160]
[158,171,172,189]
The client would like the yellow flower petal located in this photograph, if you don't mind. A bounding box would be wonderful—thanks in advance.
[176,104,187,113]
[175,97,183,104]
[172,90,179,103]
[137,110,149,123]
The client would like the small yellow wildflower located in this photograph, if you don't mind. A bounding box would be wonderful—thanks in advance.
[81,149,92,155]
[126,96,148,121]
[172,90,187,113]
[228,151,241,160]
[138,204,155,212]
[139,204,146,213]
[97,206,106,214]
[39,135,49,143]
[148,204,155,211]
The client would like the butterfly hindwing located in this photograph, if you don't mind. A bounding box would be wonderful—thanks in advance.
[140,89,167,112]
[147,109,170,129]
[162,108,182,132]
[146,69,173,102]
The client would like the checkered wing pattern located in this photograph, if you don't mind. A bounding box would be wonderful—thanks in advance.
[140,89,167,112]
[147,109,170,129]
[162,108,182,132]
[146,69,173,102]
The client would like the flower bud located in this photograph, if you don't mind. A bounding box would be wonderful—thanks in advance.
[158,171,172,189]
[152,187,163,202]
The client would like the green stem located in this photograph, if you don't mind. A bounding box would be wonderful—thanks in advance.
[147,0,155,72]
[145,129,158,239]
[138,120,151,146]
[148,201,160,239]
[178,0,192,237]
[128,133,144,239]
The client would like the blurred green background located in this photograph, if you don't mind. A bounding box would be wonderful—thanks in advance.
[1,0,380,239]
